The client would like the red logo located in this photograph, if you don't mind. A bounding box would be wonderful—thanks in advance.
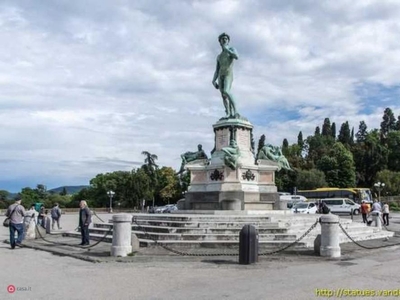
[7,285,16,293]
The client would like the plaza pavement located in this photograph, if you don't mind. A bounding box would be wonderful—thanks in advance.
[1,212,400,300]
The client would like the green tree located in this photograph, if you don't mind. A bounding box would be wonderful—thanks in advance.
[331,122,336,139]
[282,138,289,156]
[157,167,180,204]
[322,118,332,137]
[386,131,400,172]
[352,130,387,186]
[356,121,368,143]
[376,169,400,196]
[380,107,396,142]
[297,131,304,156]
[338,121,351,146]
[295,169,327,190]
[317,142,355,187]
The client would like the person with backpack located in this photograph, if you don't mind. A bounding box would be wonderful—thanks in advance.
[5,196,26,249]
[50,203,62,230]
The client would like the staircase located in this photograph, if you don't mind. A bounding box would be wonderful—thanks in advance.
[63,213,394,251]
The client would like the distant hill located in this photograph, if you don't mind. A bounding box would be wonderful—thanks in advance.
[48,185,89,195]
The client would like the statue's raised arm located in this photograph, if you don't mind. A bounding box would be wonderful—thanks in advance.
[212,33,239,119]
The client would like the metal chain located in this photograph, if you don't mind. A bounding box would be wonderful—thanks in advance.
[132,217,319,257]
[33,223,112,249]
[338,223,400,250]
[132,217,238,257]
[259,219,319,256]
[92,210,106,223]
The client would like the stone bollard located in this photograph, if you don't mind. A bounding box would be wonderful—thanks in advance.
[45,216,52,234]
[111,214,132,257]
[320,214,341,258]
[371,211,382,229]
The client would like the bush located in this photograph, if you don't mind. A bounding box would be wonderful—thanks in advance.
[389,201,400,212]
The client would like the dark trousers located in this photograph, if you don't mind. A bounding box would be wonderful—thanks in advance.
[80,225,90,245]
[10,223,24,248]
[362,213,368,224]
[383,213,389,226]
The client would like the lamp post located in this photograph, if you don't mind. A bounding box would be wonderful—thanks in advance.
[374,182,385,203]
[107,190,115,213]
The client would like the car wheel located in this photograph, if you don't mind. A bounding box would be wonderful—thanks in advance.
[352,209,360,215]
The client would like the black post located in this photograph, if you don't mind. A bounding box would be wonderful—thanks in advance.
[239,224,258,264]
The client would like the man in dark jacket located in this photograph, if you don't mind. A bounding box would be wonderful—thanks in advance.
[78,200,92,246]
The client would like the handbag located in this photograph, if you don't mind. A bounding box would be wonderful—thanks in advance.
[3,205,19,227]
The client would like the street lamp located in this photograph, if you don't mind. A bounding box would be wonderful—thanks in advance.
[107,190,115,213]
[374,182,385,202]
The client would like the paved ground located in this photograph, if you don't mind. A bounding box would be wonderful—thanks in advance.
[2,212,400,300]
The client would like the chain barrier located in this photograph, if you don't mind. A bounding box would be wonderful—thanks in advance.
[259,219,319,256]
[132,217,320,257]
[338,223,400,250]
[132,217,238,256]
[92,210,106,223]
[33,222,112,249]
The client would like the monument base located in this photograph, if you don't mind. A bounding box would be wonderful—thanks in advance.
[181,191,278,210]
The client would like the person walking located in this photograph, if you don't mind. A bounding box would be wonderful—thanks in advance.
[5,196,26,249]
[360,201,370,224]
[78,200,92,246]
[38,205,45,227]
[382,202,390,226]
[51,203,62,230]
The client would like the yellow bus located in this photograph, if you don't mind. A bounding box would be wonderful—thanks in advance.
[296,187,372,203]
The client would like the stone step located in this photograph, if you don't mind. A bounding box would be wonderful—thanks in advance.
[137,239,307,250]
[87,227,297,241]
[94,223,287,234]
[62,231,306,250]
[129,219,276,228]
[131,214,272,222]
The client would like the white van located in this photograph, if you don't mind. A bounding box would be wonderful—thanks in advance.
[280,195,307,209]
[320,198,361,215]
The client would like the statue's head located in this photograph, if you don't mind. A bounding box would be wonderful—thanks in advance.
[198,144,202,150]
[218,32,230,44]
[230,139,237,147]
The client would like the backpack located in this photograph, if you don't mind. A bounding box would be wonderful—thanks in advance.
[322,204,330,214]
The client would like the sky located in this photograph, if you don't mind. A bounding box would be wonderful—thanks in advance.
[1,0,400,192]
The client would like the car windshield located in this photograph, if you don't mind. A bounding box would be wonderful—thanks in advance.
[293,203,308,209]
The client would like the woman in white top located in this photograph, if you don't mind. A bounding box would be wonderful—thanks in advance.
[382,202,390,226]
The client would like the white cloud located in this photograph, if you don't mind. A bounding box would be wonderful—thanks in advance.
[1,0,400,191]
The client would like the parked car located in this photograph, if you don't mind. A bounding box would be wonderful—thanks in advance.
[155,204,177,213]
[291,202,318,214]
[280,195,307,209]
[319,198,361,215]
[164,204,178,213]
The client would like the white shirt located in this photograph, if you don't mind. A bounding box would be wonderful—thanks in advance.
[382,204,389,214]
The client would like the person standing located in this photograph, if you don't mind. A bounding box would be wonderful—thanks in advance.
[51,203,62,230]
[382,202,390,226]
[6,196,26,249]
[78,200,92,246]
[38,205,45,227]
[360,201,370,224]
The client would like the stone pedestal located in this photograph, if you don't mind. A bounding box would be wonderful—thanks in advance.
[320,214,341,258]
[111,214,132,257]
[181,117,280,211]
